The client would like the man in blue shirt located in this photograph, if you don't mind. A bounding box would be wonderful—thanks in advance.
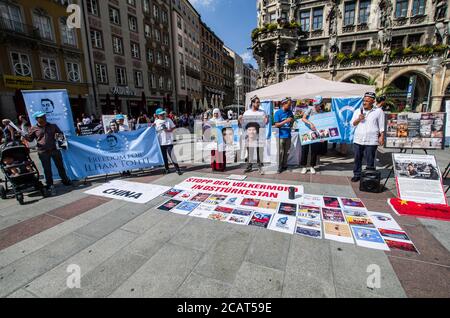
[274,98,294,174]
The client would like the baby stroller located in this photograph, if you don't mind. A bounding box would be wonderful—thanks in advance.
[0,141,47,205]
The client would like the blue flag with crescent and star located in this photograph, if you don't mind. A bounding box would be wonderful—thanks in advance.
[332,97,364,144]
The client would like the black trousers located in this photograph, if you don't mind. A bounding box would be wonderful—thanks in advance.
[301,143,321,167]
[353,143,378,177]
[161,145,180,171]
[38,149,70,187]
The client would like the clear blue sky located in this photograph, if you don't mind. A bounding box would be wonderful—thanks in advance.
[190,0,257,67]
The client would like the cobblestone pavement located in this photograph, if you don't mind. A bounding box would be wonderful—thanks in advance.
[0,148,449,298]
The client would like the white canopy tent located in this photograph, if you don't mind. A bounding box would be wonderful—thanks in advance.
[245,73,375,107]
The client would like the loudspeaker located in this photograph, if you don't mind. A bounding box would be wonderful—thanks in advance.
[360,169,382,193]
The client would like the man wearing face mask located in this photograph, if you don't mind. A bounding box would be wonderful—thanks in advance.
[351,92,385,183]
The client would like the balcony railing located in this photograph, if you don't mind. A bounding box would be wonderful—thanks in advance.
[254,28,300,42]
[0,17,40,39]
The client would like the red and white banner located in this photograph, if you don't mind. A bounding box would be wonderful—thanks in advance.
[175,177,304,201]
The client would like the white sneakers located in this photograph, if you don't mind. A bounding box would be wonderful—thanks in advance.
[300,167,317,175]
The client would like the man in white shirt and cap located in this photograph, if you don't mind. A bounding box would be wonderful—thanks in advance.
[351,92,385,182]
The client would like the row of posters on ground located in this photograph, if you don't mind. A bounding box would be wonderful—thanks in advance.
[157,177,419,254]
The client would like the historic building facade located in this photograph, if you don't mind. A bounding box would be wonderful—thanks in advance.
[171,0,202,113]
[81,0,176,117]
[252,0,450,111]
[200,21,225,106]
[222,47,235,106]
[225,46,245,105]
[0,0,90,120]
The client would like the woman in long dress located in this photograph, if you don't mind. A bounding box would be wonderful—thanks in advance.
[210,108,226,172]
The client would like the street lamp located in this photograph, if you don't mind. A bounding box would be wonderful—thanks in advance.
[235,74,243,115]
[426,56,443,112]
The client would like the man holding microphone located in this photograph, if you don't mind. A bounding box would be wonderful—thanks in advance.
[351,92,385,183]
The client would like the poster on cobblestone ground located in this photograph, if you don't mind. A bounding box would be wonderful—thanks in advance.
[85,180,169,203]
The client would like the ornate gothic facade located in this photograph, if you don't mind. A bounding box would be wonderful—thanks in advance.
[252,0,450,111]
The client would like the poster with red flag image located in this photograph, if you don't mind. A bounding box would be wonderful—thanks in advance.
[392,154,447,205]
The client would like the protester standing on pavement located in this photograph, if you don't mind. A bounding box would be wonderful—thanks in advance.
[350,92,385,182]
[24,111,72,194]
[210,108,226,172]
[242,95,268,174]
[300,96,325,175]
[274,98,294,174]
[115,114,130,131]
[154,108,182,175]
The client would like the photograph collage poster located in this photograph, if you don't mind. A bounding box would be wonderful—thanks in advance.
[297,112,342,146]
[393,153,447,205]
[385,112,446,150]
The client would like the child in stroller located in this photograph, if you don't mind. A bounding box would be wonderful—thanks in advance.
[0,141,46,205]
[3,156,34,177]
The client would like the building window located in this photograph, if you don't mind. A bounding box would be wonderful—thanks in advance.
[127,0,136,7]
[411,0,426,16]
[310,45,322,56]
[115,67,127,85]
[128,15,138,32]
[154,29,161,42]
[395,0,409,18]
[95,63,108,84]
[112,36,123,55]
[109,6,121,25]
[159,76,164,89]
[162,10,168,24]
[344,1,356,26]
[178,34,183,47]
[163,34,169,46]
[341,42,353,54]
[408,34,422,46]
[156,52,162,65]
[300,10,310,32]
[134,70,143,88]
[143,0,150,14]
[391,36,405,49]
[167,78,172,90]
[153,4,159,21]
[33,14,53,41]
[41,57,59,80]
[147,49,154,63]
[90,29,103,49]
[358,0,370,24]
[11,52,32,77]
[144,24,151,38]
[164,54,170,68]
[60,17,77,46]
[312,8,323,30]
[355,40,368,52]
[149,73,156,89]
[87,0,99,16]
[131,42,140,59]
[0,3,23,32]
[269,12,277,22]
[66,62,81,82]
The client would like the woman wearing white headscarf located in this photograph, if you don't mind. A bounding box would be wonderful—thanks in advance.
[210,108,226,172]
